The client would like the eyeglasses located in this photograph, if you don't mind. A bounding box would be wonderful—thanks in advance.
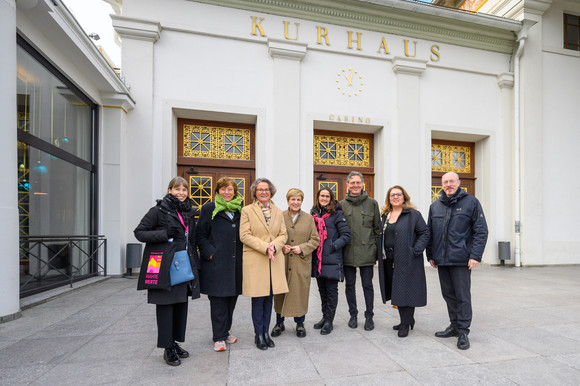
[256,189,270,193]
[389,193,403,197]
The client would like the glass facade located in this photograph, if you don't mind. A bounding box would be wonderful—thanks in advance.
[17,40,98,296]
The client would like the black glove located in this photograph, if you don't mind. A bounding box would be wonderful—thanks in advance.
[167,225,181,238]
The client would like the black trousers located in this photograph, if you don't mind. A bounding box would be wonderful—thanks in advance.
[156,302,188,349]
[251,295,273,335]
[208,295,238,342]
[438,265,472,335]
[398,306,415,325]
[276,313,305,324]
[344,265,374,319]
[316,277,339,322]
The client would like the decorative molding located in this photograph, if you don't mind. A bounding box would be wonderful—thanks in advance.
[267,38,307,60]
[111,15,161,42]
[100,92,135,113]
[497,72,514,89]
[189,0,521,53]
[392,57,427,76]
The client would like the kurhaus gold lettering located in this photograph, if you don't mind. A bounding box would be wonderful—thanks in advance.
[250,17,441,61]
[317,26,330,45]
[251,16,266,37]
[404,40,417,57]
[347,31,362,50]
[377,37,390,54]
[430,44,440,62]
[284,21,300,40]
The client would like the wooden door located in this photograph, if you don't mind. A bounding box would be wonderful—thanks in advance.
[314,172,374,203]
[178,166,254,212]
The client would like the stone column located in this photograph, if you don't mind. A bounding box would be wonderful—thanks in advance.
[100,93,135,275]
[267,38,307,204]
[0,0,20,322]
[496,73,514,264]
[112,15,160,244]
[391,57,428,209]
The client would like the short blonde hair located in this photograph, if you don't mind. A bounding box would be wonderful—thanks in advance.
[286,188,304,201]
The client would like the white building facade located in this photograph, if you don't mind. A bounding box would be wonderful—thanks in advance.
[2,0,579,321]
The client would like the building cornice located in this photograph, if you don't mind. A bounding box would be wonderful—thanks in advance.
[189,0,521,53]
[111,15,161,42]
[267,38,308,60]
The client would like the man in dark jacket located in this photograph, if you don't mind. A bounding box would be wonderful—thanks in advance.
[427,172,488,350]
[340,171,381,331]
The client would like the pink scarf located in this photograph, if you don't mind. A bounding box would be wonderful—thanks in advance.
[312,213,331,275]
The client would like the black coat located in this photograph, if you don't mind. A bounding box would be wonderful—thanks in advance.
[311,207,351,281]
[426,189,488,266]
[195,202,243,297]
[134,198,200,304]
[377,208,429,307]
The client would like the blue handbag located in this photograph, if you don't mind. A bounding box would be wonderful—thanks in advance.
[170,250,194,286]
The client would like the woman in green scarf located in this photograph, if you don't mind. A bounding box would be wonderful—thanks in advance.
[196,177,244,352]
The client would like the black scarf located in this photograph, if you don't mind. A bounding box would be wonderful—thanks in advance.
[164,194,194,227]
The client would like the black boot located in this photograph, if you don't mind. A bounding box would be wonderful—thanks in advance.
[398,324,410,337]
[263,331,275,347]
[271,322,285,337]
[255,334,268,350]
[163,347,181,366]
[320,320,333,335]
[313,318,325,329]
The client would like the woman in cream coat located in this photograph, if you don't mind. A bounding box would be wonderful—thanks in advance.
[240,177,288,350]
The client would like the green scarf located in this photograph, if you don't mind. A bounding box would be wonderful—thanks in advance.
[212,194,243,219]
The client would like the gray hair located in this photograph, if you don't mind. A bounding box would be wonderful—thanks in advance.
[346,171,364,184]
[250,177,277,200]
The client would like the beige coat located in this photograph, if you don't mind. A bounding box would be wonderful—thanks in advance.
[240,201,289,297]
[274,210,320,317]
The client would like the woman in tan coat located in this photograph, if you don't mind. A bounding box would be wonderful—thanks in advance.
[240,178,288,350]
[271,188,320,338]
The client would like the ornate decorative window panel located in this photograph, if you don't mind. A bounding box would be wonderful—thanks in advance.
[183,125,250,160]
[189,176,212,210]
[314,135,370,167]
[318,182,338,197]
[431,144,471,174]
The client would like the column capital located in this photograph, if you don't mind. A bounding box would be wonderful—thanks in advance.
[497,72,514,89]
[267,38,307,61]
[100,92,135,114]
[111,15,161,42]
[392,57,427,76]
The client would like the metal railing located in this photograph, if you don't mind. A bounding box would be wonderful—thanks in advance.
[19,235,107,297]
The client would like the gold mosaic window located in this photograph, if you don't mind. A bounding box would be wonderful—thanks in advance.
[183,125,250,160]
[318,182,338,198]
[314,135,370,167]
[234,178,245,199]
[431,144,471,174]
[189,176,212,211]
[431,186,468,203]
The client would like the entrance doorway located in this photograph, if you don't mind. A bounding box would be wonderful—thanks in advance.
[177,119,255,210]
[313,130,374,201]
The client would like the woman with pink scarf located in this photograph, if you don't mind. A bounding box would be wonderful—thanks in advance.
[310,188,351,335]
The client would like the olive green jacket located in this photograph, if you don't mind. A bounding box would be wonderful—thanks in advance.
[340,192,381,267]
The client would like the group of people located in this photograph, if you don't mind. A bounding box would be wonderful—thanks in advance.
[134,171,488,366]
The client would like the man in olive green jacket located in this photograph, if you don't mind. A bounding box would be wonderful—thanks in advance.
[340,171,381,331]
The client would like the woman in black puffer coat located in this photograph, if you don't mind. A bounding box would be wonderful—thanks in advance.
[134,177,200,366]
[311,188,351,335]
